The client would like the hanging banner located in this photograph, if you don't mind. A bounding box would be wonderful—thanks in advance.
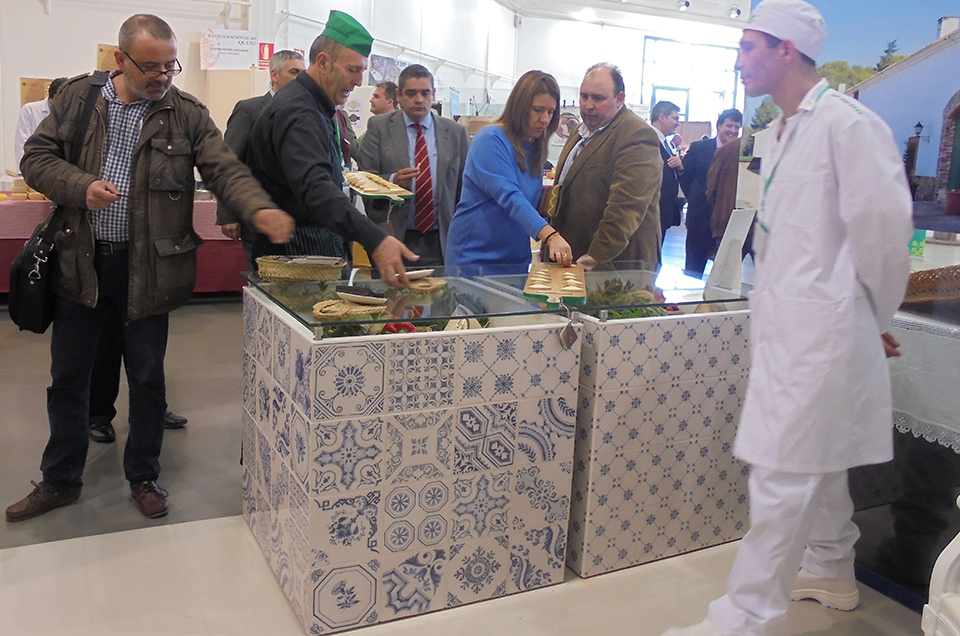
[199,29,259,71]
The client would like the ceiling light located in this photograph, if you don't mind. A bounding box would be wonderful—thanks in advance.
[677,0,690,10]
[729,5,742,18]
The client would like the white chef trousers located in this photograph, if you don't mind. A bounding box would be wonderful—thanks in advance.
[706,465,859,636]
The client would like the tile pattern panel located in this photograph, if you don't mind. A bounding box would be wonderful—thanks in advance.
[241,289,580,634]
[568,311,752,578]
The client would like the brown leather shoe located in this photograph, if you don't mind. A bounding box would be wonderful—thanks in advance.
[131,480,169,519]
[6,481,80,522]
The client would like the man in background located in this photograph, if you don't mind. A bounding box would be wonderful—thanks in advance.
[649,100,684,246]
[14,77,67,169]
[369,80,398,115]
[357,64,469,266]
[551,63,662,270]
[217,49,305,256]
[705,133,751,259]
[680,107,742,278]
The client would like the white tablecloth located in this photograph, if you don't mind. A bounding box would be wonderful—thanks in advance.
[890,311,960,451]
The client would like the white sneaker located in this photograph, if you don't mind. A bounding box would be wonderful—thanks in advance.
[661,618,724,636]
[790,567,859,611]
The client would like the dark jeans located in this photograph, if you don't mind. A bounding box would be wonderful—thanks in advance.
[40,250,168,493]
[89,305,124,422]
[684,220,714,278]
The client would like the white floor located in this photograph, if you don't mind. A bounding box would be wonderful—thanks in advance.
[0,516,922,636]
[0,228,922,636]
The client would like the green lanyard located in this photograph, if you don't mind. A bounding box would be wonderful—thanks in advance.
[758,83,830,235]
[332,116,346,171]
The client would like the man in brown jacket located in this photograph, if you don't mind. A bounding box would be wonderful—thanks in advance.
[706,134,749,258]
[551,63,662,271]
[7,14,293,523]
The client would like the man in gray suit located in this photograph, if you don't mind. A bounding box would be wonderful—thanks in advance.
[217,49,305,265]
[357,64,469,266]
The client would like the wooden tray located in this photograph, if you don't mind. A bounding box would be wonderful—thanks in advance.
[256,255,346,282]
[344,171,413,202]
[523,262,586,305]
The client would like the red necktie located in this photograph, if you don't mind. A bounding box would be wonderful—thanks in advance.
[413,122,435,233]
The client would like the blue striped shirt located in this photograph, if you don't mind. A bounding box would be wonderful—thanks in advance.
[90,77,151,241]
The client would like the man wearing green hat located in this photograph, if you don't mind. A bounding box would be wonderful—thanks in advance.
[247,10,417,285]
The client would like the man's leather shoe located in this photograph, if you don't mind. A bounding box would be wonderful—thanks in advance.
[6,481,80,522]
[131,480,169,519]
[164,410,188,430]
[89,417,116,443]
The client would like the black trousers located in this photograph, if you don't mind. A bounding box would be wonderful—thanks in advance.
[403,228,443,267]
[41,251,168,492]
[89,306,124,422]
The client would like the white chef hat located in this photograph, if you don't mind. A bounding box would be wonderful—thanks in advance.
[747,0,827,62]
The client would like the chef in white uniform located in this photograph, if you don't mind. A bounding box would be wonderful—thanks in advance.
[662,2,913,635]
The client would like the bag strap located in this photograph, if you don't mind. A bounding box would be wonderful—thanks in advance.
[68,70,110,166]
[44,70,110,241]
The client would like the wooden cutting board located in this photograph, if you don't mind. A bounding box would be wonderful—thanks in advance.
[522,262,586,305]
[345,171,413,202]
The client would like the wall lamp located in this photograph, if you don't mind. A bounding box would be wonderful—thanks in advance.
[915,121,930,142]
[729,5,742,19]
[677,0,690,11]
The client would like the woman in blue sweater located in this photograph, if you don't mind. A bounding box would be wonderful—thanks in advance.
[445,70,572,272]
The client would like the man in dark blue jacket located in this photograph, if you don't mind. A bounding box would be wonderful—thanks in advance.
[679,108,742,277]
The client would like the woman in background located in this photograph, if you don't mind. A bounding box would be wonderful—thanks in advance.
[445,70,572,272]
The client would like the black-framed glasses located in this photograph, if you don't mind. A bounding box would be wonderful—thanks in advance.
[121,50,182,78]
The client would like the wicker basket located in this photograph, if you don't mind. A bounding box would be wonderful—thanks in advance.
[903,264,960,304]
[256,256,346,283]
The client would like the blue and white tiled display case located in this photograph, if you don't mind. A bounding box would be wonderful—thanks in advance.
[566,308,753,578]
[241,285,581,634]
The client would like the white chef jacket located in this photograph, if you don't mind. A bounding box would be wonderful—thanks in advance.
[14,98,51,169]
[734,79,912,473]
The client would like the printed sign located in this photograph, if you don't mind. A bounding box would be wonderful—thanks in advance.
[97,44,121,72]
[368,54,406,85]
[259,42,274,70]
[20,78,52,106]
[199,29,259,70]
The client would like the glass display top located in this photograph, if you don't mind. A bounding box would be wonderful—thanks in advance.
[243,262,750,337]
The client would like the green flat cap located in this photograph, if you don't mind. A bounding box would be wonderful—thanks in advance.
[321,10,373,57]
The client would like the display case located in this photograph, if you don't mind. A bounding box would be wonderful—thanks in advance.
[240,268,582,634]
[848,235,960,607]
[484,262,753,577]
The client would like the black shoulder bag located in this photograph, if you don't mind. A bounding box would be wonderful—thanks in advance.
[9,70,109,334]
